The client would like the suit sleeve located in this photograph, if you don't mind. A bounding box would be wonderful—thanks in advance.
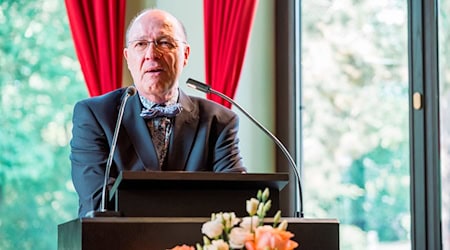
[70,101,109,217]
[213,114,246,173]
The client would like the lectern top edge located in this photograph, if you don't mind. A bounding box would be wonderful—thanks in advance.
[109,171,290,201]
[116,170,290,181]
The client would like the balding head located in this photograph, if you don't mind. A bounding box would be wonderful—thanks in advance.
[126,9,187,45]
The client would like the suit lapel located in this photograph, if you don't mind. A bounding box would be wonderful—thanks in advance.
[166,90,198,171]
[122,93,160,171]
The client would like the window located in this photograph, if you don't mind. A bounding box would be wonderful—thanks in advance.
[0,1,85,249]
[439,0,450,248]
[301,0,410,249]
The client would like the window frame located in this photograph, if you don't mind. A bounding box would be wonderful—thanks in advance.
[275,0,444,248]
[409,0,442,249]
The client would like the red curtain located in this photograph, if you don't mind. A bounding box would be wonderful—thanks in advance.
[203,0,258,108]
[65,0,126,97]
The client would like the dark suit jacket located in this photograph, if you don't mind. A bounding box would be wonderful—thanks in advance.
[70,87,246,217]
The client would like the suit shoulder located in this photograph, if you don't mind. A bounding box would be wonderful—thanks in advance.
[75,88,126,107]
[188,95,237,116]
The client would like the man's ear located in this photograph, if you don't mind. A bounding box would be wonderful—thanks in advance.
[183,45,190,66]
[123,48,129,60]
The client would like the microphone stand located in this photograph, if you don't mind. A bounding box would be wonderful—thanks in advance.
[87,86,136,217]
[186,78,304,218]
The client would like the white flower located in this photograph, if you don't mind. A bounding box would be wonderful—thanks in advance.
[217,212,240,229]
[201,220,224,239]
[239,216,259,232]
[229,227,252,249]
[173,188,299,250]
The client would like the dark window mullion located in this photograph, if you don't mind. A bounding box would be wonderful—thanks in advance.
[409,0,442,249]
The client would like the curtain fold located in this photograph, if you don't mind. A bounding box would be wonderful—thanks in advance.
[65,0,126,97]
[204,0,258,108]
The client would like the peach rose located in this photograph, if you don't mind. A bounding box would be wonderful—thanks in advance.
[244,225,299,250]
[208,239,230,250]
[170,244,195,250]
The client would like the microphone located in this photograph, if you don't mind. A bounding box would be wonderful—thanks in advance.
[88,85,136,217]
[186,78,304,218]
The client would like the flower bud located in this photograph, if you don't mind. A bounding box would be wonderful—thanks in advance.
[277,219,289,231]
[203,235,211,245]
[257,203,265,217]
[262,188,270,202]
[246,198,259,216]
[214,212,223,222]
[263,200,272,213]
[273,210,282,225]
[222,212,230,223]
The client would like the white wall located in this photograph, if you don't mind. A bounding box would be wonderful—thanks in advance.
[233,0,276,173]
[137,0,276,173]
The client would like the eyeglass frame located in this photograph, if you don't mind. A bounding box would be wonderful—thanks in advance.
[126,37,187,53]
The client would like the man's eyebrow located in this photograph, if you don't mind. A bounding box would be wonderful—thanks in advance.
[129,35,176,42]
[130,36,148,41]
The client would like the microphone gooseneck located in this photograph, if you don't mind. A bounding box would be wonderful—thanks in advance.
[99,86,137,213]
[186,78,304,218]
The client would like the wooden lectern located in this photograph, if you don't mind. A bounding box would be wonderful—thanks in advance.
[109,171,288,217]
[58,171,339,250]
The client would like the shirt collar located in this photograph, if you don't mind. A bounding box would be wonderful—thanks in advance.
[139,89,179,109]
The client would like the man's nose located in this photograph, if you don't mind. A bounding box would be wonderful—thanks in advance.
[144,42,161,59]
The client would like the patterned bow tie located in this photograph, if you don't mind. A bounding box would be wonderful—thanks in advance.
[140,103,183,119]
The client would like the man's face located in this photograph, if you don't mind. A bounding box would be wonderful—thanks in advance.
[124,10,190,102]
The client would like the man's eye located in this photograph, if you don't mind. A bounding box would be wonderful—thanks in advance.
[158,40,173,47]
[135,41,147,47]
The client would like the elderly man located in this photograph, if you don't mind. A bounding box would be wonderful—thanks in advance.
[70,9,246,217]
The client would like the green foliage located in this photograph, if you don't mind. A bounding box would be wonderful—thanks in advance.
[342,144,410,241]
[302,0,410,248]
[0,0,87,249]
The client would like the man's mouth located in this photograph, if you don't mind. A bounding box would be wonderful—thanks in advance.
[144,68,163,74]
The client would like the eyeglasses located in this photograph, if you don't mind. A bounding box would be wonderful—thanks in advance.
[127,37,186,53]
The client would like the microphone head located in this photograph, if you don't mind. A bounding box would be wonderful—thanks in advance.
[186,78,211,93]
[126,86,137,96]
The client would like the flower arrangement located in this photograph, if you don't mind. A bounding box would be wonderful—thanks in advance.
[170,188,299,250]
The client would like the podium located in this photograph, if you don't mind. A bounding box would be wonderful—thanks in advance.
[58,217,339,250]
[58,171,339,249]
[109,171,288,217]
